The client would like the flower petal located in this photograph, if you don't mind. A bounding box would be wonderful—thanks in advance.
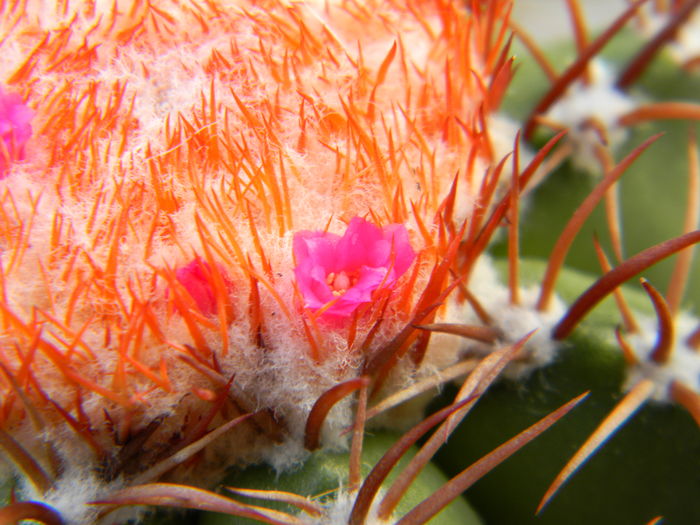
[176,258,218,316]
[382,224,416,276]
[335,217,385,271]
[293,217,416,319]
[0,87,32,176]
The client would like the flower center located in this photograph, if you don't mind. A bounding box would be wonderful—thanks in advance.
[326,271,358,296]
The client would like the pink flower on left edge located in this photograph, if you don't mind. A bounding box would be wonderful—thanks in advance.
[0,86,33,178]
[293,217,416,318]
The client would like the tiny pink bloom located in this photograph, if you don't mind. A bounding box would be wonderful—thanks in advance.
[175,258,219,317]
[0,86,33,178]
[293,217,416,318]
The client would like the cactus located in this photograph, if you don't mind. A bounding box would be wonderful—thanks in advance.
[0,1,698,524]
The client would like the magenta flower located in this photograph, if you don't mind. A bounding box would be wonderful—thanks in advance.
[293,217,416,318]
[0,86,33,178]
[175,258,219,317]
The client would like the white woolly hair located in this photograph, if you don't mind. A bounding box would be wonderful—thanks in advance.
[624,311,700,401]
[449,256,566,378]
[309,487,395,525]
[546,59,636,174]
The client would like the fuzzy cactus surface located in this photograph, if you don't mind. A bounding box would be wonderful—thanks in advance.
[0,1,699,525]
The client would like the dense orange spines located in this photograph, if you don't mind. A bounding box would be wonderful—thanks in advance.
[0,0,514,502]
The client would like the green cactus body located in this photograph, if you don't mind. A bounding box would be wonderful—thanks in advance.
[198,433,482,525]
[433,260,700,525]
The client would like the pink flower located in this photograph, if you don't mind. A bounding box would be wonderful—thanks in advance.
[293,217,416,318]
[0,87,33,178]
[175,258,219,317]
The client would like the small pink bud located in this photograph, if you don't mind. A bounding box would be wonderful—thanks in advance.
[175,258,219,317]
[0,86,33,178]
[293,217,416,318]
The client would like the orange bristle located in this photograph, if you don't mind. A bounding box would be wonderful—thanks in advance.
[377,336,532,520]
[640,279,675,364]
[399,392,588,525]
[666,129,700,315]
[537,134,662,312]
[593,236,639,333]
[304,376,369,452]
[554,230,700,340]
[616,0,700,88]
[0,502,65,525]
[538,381,653,513]
[348,395,476,525]
[523,0,650,139]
